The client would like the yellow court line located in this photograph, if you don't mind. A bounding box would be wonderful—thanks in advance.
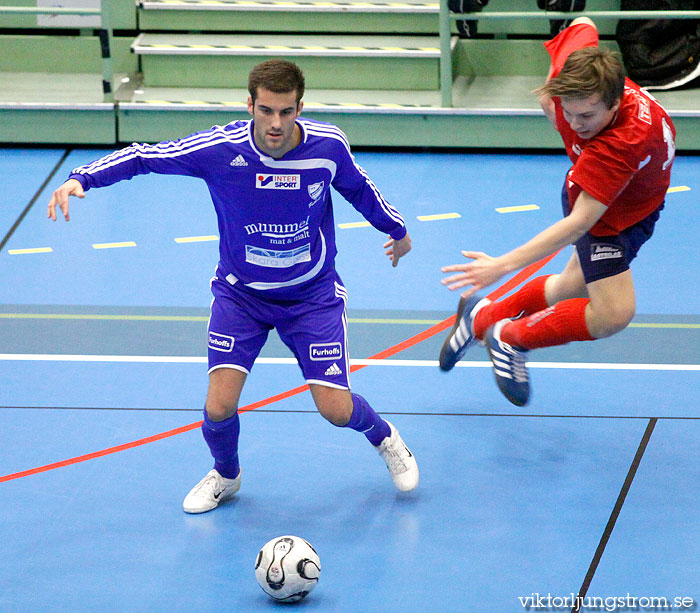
[496,204,540,214]
[338,221,371,229]
[1,313,697,328]
[7,247,53,255]
[667,185,690,193]
[0,313,208,322]
[628,323,700,329]
[348,318,441,324]
[92,241,137,250]
[417,212,461,222]
[174,235,219,243]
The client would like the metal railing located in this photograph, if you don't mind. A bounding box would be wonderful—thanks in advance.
[439,5,700,106]
[0,4,114,102]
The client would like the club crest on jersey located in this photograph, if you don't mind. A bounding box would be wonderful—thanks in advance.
[309,342,343,361]
[256,174,300,190]
[307,181,324,201]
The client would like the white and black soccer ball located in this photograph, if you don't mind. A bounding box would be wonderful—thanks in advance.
[254,535,321,603]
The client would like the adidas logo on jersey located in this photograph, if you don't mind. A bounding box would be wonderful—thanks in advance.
[324,363,342,376]
[230,155,248,167]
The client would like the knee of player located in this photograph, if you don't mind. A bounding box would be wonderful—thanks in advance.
[314,397,352,426]
[205,402,238,422]
[594,303,635,338]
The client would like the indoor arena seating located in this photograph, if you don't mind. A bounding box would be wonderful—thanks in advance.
[1,0,699,148]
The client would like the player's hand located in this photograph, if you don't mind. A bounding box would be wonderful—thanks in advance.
[441,250,506,298]
[47,178,85,222]
[384,233,412,268]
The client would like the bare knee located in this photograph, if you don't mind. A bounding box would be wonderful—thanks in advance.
[205,367,246,421]
[587,302,635,338]
[546,274,586,304]
[310,385,353,426]
[205,400,237,422]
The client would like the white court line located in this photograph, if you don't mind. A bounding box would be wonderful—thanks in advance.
[0,354,697,371]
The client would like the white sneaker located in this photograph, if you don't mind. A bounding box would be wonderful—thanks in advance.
[183,468,241,514]
[376,422,419,492]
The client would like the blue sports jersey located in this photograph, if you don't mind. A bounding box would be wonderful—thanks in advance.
[69,117,406,300]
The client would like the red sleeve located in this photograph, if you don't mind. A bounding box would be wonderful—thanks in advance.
[544,23,600,78]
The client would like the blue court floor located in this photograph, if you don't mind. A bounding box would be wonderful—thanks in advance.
[0,145,698,612]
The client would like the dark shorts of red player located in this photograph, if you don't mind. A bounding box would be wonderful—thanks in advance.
[561,181,664,284]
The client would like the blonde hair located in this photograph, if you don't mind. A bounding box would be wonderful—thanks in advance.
[535,46,625,109]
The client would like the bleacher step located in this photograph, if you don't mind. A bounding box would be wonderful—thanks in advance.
[139,0,438,13]
[136,0,439,33]
[131,33,447,90]
[132,33,441,57]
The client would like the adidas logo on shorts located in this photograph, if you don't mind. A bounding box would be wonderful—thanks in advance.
[230,154,248,167]
[324,362,342,376]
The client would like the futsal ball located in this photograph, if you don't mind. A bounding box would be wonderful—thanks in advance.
[254,535,321,603]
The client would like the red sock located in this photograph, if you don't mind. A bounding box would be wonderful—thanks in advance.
[499,298,595,349]
[474,275,552,339]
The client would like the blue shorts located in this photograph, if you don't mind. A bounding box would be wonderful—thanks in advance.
[561,182,663,284]
[207,270,351,389]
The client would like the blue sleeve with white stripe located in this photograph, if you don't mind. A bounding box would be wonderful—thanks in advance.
[68,126,228,189]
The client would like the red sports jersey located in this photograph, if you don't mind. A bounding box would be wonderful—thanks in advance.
[544,24,676,236]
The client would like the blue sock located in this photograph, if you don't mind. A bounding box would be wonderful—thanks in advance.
[202,410,240,479]
[345,394,391,446]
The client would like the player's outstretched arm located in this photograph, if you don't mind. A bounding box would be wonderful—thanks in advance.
[47,178,85,222]
[442,190,607,298]
[441,251,507,298]
[383,233,412,268]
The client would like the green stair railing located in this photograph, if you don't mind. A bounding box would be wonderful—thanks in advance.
[0,4,114,102]
[439,4,700,106]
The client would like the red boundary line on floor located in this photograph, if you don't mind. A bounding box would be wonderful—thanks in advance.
[0,252,559,483]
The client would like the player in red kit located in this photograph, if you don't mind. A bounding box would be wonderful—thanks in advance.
[439,17,676,406]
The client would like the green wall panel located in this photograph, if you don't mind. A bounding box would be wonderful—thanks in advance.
[117,107,566,149]
[0,108,115,143]
[118,108,249,143]
[454,39,621,78]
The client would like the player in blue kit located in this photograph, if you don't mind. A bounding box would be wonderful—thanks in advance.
[47,59,419,513]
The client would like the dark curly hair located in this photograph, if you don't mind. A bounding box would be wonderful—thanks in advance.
[248,59,305,105]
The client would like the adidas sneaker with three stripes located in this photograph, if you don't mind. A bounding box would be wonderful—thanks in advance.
[439,294,491,371]
[484,319,530,406]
